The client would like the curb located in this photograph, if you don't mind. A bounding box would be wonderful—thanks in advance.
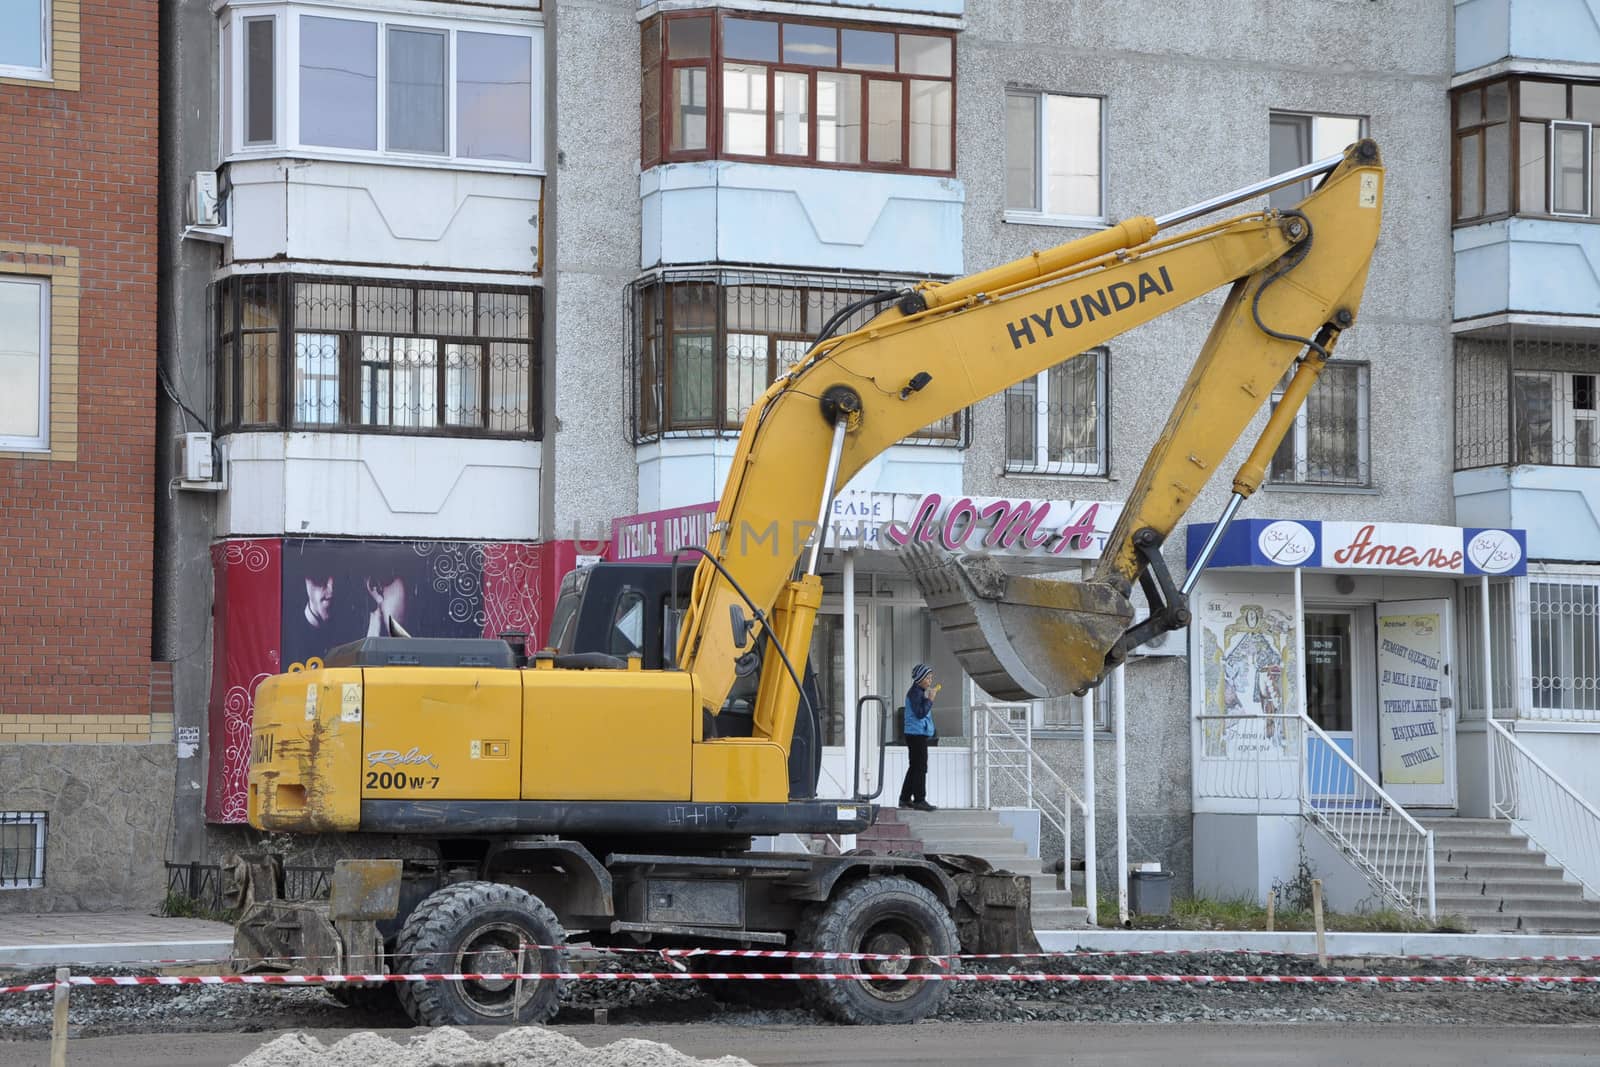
[1036,929,1600,957]
[0,940,232,969]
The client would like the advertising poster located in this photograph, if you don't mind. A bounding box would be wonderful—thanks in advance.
[1376,608,1447,787]
[1197,593,1298,758]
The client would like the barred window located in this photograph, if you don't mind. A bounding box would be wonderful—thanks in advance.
[1,812,46,889]
[1004,348,1108,476]
[1267,361,1370,488]
[1455,334,1600,470]
[1457,579,1516,719]
[1529,578,1600,718]
[1037,686,1110,734]
[215,275,540,437]
[629,269,966,444]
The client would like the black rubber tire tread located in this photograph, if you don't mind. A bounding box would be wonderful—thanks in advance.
[797,875,959,1025]
[395,880,569,1027]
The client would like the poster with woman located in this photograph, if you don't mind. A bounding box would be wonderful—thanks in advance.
[1198,593,1299,759]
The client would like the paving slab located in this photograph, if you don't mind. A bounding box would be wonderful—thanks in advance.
[0,912,232,968]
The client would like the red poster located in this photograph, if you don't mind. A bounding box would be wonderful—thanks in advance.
[480,542,543,646]
[205,539,282,824]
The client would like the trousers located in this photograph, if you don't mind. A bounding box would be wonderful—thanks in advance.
[899,735,930,806]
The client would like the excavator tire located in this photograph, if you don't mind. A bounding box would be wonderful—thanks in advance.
[327,980,402,1015]
[392,881,568,1027]
[796,875,959,1025]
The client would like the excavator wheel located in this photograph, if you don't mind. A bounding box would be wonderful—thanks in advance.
[392,880,569,1027]
[796,875,959,1025]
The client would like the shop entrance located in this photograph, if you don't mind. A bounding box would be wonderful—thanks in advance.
[810,589,972,809]
[1304,609,1371,800]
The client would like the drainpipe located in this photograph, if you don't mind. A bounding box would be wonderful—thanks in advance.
[538,1,557,548]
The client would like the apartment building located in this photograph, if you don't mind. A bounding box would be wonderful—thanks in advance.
[0,0,167,911]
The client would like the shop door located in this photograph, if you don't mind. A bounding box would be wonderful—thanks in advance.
[1304,611,1361,801]
[1374,599,1457,810]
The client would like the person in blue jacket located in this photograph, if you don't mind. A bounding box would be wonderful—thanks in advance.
[899,663,938,811]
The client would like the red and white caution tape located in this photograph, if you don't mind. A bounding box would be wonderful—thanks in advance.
[8,970,1600,996]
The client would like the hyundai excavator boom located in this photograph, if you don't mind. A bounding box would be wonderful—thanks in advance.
[677,138,1384,707]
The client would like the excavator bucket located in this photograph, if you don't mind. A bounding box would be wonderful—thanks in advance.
[899,543,1132,701]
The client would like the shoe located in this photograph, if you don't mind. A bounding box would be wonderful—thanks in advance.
[898,798,913,808]
[913,800,937,812]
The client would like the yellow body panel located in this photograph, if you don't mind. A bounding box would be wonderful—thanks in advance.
[360,668,523,801]
[521,670,695,800]
[248,667,364,832]
[691,738,789,803]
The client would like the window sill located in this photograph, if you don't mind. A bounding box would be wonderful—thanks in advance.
[1262,481,1378,495]
[1001,468,1115,483]
[0,68,50,83]
[0,442,50,455]
[1003,211,1108,230]
[223,147,544,178]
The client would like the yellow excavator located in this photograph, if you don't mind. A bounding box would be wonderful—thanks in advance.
[231,139,1385,1027]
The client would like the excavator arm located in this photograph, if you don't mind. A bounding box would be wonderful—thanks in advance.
[677,139,1385,731]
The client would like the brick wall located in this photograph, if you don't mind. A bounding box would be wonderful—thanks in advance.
[0,0,160,736]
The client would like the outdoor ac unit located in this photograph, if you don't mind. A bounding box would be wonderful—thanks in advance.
[1131,626,1188,658]
[187,171,221,227]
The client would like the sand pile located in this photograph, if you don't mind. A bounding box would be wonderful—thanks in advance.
[233,1025,755,1067]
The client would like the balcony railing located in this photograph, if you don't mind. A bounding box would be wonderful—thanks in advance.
[1455,330,1600,470]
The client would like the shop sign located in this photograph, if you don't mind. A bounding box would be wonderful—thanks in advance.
[610,502,719,563]
[881,493,1118,558]
[1187,519,1527,577]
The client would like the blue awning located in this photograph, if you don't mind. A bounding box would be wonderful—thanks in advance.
[1185,519,1527,577]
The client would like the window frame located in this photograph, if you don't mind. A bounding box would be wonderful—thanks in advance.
[1265,360,1372,489]
[0,276,51,453]
[0,0,50,81]
[1032,686,1112,737]
[630,269,968,443]
[1002,346,1110,477]
[218,4,541,172]
[1453,77,1600,226]
[213,273,542,440]
[0,811,47,890]
[1268,110,1369,210]
[644,10,956,177]
[1003,89,1106,227]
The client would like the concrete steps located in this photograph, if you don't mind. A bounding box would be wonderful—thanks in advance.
[890,807,1091,930]
[1419,818,1600,933]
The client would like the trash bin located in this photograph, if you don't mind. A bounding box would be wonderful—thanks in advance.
[1129,866,1173,916]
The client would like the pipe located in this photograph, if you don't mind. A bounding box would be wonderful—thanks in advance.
[1482,574,1496,817]
[1082,688,1097,927]
[843,549,858,793]
[1114,663,1128,927]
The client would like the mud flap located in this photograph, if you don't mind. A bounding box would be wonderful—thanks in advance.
[927,854,1043,956]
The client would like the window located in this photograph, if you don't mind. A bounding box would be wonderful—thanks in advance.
[1514,371,1600,466]
[0,0,48,79]
[1005,91,1102,221]
[1454,78,1600,223]
[1457,579,1515,719]
[1266,362,1370,487]
[1004,348,1108,476]
[244,17,275,145]
[0,277,50,452]
[641,13,955,175]
[0,812,46,889]
[214,275,540,437]
[1269,111,1367,209]
[630,270,966,442]
[1529,578,1600,717]
[223,8,537,166]
[1037,686,1111,734]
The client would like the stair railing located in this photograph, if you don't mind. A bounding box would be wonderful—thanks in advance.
[1489,716,1600,898]
[974,701,1092,915]
[1301,714,1436,920]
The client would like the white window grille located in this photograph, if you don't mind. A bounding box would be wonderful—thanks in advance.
[1528,577,1600,720]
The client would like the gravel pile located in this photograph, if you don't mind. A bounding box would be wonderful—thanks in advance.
[4,951,1600,1040]
[235,1027,753,1067]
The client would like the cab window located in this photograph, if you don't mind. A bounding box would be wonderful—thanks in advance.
[609,591,645,658]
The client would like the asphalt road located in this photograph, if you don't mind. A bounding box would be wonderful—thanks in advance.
[6,1022,1600,1067]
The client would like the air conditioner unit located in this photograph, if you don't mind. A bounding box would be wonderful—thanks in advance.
[187,171,221,227]
[1130,626,1189,658]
